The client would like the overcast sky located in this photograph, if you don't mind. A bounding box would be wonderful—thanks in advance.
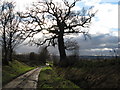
[3,0,119,56]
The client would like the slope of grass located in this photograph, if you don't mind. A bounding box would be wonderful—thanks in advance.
[37,66,81,89]
[54,58,120,88]
[2,60,35,86]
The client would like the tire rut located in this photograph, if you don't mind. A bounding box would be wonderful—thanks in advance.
[3,67,41,89]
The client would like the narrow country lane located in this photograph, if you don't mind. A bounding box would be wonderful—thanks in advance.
[2,67,41,89]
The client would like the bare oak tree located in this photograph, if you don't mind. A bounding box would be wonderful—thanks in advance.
[65,38,79,56]
[0,1,26,64]
[21,0,96,66]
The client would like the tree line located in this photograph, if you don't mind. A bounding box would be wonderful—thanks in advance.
[13,46,50,66]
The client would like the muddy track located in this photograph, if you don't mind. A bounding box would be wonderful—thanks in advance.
[2,67,41,89]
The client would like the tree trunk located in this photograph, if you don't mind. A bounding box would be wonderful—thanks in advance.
[9,32,12,61]
[2,47,9,65]
[58,32,67,66]
[2,26,9,65]
[9,48,13,61]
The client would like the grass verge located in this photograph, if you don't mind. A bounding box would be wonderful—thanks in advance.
[37,66,81,89]
[54,58,120,88]
[2,60,35,86]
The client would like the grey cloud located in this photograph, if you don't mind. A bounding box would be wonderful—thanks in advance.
[16,33,118,56]
[16,45,38,54]
[73,34,118,55]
